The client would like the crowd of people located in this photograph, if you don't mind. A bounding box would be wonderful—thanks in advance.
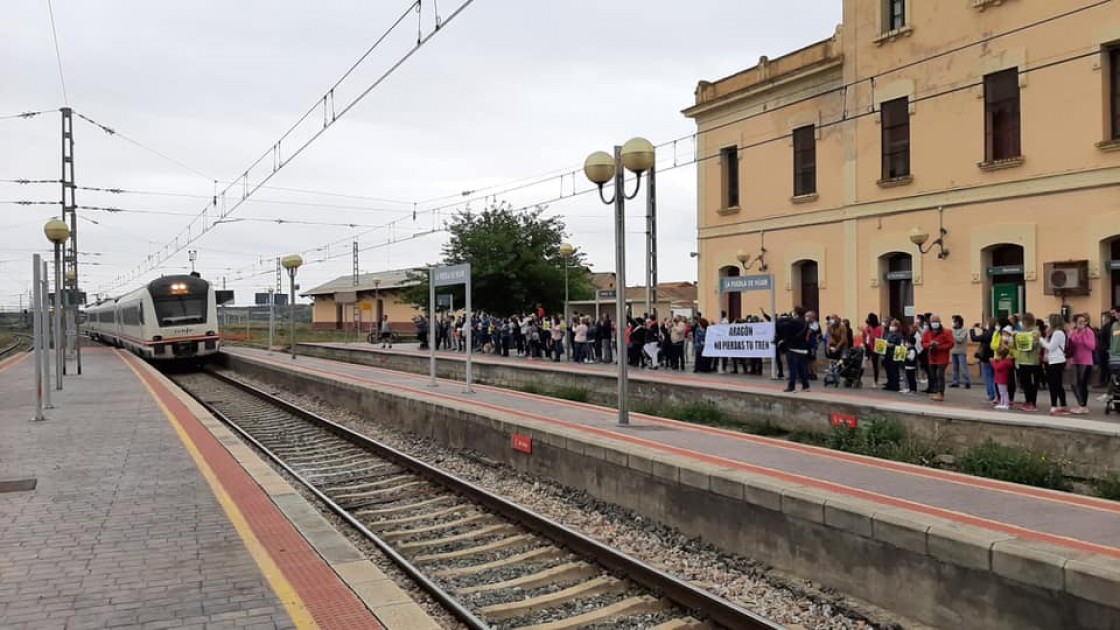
[400,303,1120,416]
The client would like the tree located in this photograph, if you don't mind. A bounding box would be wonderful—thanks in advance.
[402,201,594,316]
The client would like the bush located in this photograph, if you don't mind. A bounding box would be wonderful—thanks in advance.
[1092,473,1120,501]
[551,385,590,403]
[958,440,1069,491]
[818,418,939,466]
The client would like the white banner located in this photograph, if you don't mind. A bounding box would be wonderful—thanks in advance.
[703,322,775,358]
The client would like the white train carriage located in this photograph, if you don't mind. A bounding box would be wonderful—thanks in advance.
[85,274,221,361]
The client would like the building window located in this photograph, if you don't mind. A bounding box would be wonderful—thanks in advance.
[884,0,906,32]
[720,146,740,209]
[984,68,1021,162]
[1110,47,1120,140]
[793,125,816,197]
[881,97,910,180]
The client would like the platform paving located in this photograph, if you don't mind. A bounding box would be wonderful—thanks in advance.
[228,346,1120,556]
[0,349,296,630]
[0,347,428,630]
[327,341,1120,427]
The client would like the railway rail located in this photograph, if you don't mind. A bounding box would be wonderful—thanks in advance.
[0,332,32,361]
[170,369,783,630]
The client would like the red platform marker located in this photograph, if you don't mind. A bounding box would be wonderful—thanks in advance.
[512,433,533,454]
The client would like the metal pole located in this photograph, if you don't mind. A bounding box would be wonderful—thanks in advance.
[268,289,275,354]
[428,268,437,387]
[770,277,778,380]
[647,164,657,321]
[53,244,63,390]
[613,146,629,426]
[465,272,473,394]
[32,255,44,421]
[563,260,569,360]
[289,269,297,360]
[61,107,81,376]
[41,261,52,408]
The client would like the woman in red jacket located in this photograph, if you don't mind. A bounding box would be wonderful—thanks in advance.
[922,314,955,401]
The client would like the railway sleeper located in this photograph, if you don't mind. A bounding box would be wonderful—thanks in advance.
[379,512,499,541]
[519,595,674,630]
[395,523,519,551]
[477,575,626,621]
[454,561,598,596]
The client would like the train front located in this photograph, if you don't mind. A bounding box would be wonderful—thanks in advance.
[147,274,221,360]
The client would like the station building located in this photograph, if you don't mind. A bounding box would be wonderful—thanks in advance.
[303,269,420,331]
[684,0,1120,325]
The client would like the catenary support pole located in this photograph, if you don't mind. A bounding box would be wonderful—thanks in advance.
[32,255,44,421]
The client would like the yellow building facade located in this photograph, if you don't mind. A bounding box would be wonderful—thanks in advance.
[685,0,1120,325]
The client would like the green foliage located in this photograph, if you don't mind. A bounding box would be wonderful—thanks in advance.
[819,418,938,466]
[399,201,594,315]
[518,383,590,403]
[1091,472,1120,501]
[958,440,1069,491]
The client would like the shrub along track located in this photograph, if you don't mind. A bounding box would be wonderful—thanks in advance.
[169,369,782,630]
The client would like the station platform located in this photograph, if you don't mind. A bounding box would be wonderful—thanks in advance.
[0,348,438,630]
[222,345,1120,630]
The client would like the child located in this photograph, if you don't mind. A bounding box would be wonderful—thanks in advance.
[902,335,919,394]
[992,346,1015,410]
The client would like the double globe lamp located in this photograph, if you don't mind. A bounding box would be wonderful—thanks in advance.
[582,137,655,426]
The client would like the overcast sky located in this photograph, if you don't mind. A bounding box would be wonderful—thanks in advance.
[0,0,841,309]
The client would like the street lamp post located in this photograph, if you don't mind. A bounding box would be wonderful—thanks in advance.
[559,242,574,359]
[44,218,69,391]
[584,138,655,426]
[281,255,303,360]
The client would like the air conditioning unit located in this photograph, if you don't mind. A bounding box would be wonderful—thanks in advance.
[1044,261,1089,296]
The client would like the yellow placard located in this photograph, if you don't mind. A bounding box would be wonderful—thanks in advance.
[874,338,888,355]
[1014,332,1034,353]
[893,345,907,362]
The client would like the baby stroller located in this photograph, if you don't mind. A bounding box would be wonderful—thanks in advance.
[1102,343,1120,412]
[824,347,865,388]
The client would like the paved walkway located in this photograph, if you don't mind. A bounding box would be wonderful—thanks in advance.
[231,346,1120,558]
[0,349,386,630]
[314,341,1120,436]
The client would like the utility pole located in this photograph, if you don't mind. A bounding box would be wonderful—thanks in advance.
[61,107,81,375]
[646,164,658,320]
[352,241,360,339]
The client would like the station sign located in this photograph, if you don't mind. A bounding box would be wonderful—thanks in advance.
[597,290,617,299]
[433,263,470,287]
[987,265,1024,276]
[719,274,772,293]
[215,290,235,305]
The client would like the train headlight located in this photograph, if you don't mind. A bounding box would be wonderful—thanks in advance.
[169,283,189,295]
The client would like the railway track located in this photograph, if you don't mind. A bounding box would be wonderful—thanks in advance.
[0,333,32,361]
[170,370,783,630]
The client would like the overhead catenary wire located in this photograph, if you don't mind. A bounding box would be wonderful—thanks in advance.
[94,0,478,294]
[73,112,216,182]
[45,0,68,105]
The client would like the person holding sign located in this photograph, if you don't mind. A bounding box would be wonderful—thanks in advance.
[922,314,954,401]
[881,319,904,392]
[1014,313,1043,412]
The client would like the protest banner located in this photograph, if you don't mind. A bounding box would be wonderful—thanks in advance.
[703,322,775,358]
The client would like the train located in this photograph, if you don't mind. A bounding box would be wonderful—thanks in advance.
[84,273,221,361]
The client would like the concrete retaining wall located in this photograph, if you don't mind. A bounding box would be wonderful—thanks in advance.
[294,343,1120,479]
[223,352,1120,630]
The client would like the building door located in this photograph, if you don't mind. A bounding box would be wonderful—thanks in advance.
[884,253,914,324]
[986,244,1026,320]
[335,302,343,330]
[719,266,742,321]
[796,261,819,315]
[1110,239,1120,310]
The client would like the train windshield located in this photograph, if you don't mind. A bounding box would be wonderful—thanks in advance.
[152,295,207,326]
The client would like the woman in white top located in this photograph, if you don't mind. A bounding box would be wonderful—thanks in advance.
[1040,313,1068,415]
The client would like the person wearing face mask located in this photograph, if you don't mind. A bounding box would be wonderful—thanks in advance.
[922,314,954,401]
[971,318,998,403]
[1015,312,1043,412]
[806,311,821,381]
[882,318,904,392]
[949,315,972,389]
[1067,313,1096,414]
